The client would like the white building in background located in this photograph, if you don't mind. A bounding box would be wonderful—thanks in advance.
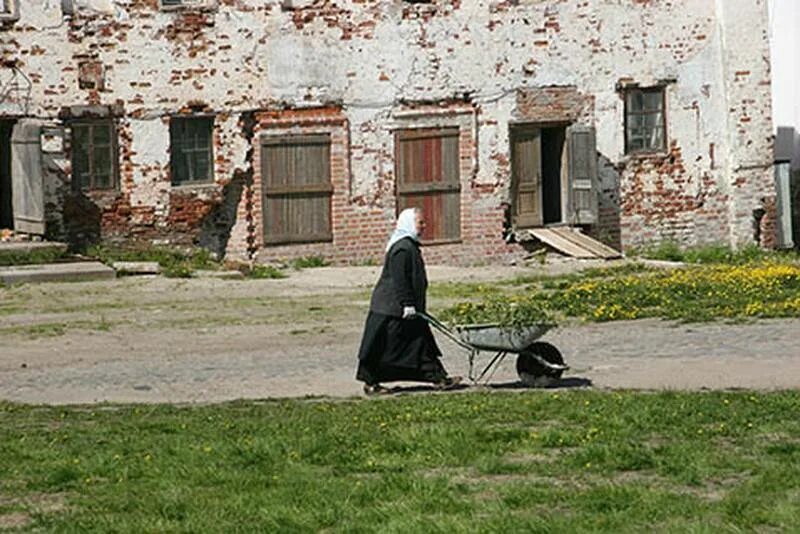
[768,0,799,248]
[0,1,781,262]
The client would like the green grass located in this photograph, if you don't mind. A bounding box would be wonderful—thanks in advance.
[0,319,117,339]
[428,281,500,300]
[0,303,20,315]
[438,260,800,324]
[542,261,800,322]
[0,247,69,266]
[290,255,330,269]
[1,391,798,531]
[243,264,287,279]
[87,244,219,278]
[0,287,365,340]
[630,242,799,265]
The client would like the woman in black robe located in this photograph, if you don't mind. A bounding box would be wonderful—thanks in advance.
[356,207,461,395]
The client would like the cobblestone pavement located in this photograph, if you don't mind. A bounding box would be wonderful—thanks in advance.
[1,264,798,405]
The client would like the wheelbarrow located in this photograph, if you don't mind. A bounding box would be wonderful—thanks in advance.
[419,312,569,387]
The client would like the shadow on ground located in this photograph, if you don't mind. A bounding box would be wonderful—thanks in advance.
[487,377,593,390]
[374,376,592,396]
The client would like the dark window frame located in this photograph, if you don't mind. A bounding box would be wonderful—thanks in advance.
[261,133,334,245]
[395,127,462,244]
[170,116,215,186]
[0,0,19,21]
[159,0,217,11]
[70,119,119,192]
[624,86,667,155]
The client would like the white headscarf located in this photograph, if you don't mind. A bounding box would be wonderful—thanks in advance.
[385,208,419,252]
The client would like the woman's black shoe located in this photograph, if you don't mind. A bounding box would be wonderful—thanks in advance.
[433,376,463,391]
[363,384,390,396]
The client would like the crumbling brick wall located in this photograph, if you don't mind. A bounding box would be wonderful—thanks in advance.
[0,0,776,264]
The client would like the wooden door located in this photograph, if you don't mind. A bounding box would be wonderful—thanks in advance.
[567,125,598,225]
[11,119,45,235]
[511,129,543,228]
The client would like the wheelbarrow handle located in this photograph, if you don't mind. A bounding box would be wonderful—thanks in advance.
[418,311,475,351]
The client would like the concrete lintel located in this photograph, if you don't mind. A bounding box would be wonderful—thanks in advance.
[59,103,124,119]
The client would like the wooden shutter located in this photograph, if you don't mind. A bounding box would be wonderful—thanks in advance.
[395,128,460,241]
[262,134,333,244]
[11,120,45,235]
[511,128,543,228]
[567,125,598,225]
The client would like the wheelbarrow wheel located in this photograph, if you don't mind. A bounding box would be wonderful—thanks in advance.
[516,342,564,388]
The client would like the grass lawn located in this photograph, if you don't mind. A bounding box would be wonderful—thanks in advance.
[436,259,800,325]
[2,391,799,532]
[0,247,69,267]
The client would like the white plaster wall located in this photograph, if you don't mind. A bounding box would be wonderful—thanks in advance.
[128,118,169,212]
[478,95,517,190]
[715,0,775,246]
[0,0,776,250]
[2,2,718,125]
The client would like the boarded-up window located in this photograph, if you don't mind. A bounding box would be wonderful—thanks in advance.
[625,87,666,154]
[170,117,214,185]
[71,121,117,191]
[261,134,333,245]
[395,128,461,242]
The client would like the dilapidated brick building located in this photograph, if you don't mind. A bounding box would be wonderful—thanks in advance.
[0,0,776,264]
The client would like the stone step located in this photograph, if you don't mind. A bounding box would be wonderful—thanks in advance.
[0,261,116,285]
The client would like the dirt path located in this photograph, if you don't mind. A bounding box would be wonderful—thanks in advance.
[1,263,798,405]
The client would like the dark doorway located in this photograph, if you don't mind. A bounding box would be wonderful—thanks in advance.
[541,127,565,225]
[0,119,15,229]
[510,124,566,229]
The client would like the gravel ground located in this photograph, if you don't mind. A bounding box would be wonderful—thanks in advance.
[1,261,798,405]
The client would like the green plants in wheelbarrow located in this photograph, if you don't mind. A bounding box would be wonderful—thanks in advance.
[437,295,565,386]
[439,295,558,329]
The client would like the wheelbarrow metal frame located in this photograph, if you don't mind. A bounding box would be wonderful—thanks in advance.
[419,312,568,384]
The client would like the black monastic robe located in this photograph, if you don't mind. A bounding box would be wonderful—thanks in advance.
[356,237,446,385]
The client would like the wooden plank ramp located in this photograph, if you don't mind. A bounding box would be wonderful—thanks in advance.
[550,227,621,259]
[517,227,622,259]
